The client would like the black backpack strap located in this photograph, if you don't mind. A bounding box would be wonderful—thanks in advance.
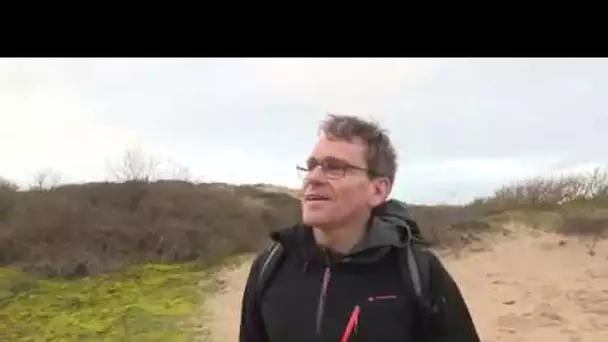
[395,218,440,333]
[398,242,436,341]
[398,242,432,312]
[255,241,285,304]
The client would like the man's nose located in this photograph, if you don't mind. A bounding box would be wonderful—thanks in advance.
[306,165,326,183]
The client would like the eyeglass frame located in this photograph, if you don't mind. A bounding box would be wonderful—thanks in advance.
[296,156,379,180]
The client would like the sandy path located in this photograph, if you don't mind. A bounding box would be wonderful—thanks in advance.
[204,259,254,342]
[203,231,608,342]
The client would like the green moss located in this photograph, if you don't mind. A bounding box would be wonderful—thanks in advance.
[0,262,216,342]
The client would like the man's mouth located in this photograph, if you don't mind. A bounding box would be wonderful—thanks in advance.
[305,194,331,202]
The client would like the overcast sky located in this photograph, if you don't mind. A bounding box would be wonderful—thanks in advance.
[1,58,607,204]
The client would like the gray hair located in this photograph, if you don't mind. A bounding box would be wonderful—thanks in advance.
[319,114,398,185]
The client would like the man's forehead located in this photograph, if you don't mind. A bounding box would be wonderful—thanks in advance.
[316,131,367,146]
[310,133,367,161]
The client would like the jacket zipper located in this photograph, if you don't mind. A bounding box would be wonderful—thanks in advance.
[315,266,332,336]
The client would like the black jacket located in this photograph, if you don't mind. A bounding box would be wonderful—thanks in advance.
[240,200,480,342]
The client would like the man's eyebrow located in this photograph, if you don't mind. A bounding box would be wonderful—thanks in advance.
[307,156,344,163]
[323,156,347,163]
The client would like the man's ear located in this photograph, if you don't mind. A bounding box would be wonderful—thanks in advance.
[369,177,391,207]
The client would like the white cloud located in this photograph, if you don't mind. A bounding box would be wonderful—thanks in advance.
[0,59,148,186]
[401,156,560,183]
[236,58,459,115]
[1,58,607,203]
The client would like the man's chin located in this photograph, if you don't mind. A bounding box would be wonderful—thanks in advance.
[302,216,335,230]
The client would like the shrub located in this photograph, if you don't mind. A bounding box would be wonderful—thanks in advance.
[0,181,301,277]
[0,178,18,222]
[408,204,482,246]
[556,209,608,237]
[470,168,608,213]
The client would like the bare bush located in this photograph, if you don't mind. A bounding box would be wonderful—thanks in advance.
[492,176,572,207]
[106,146,161,183]
[476,168,608,212]
[160,158,192,182]
[31,168,62,191]
[579,168,608,200]
[106,147,194,183]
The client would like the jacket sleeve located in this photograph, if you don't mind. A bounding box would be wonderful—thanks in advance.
[426,252,481,342]
[239,252,270,342]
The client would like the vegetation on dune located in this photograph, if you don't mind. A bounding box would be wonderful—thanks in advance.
[407,168,608,246]
[0,262,217,342]
[0,180,300,278]
[1,165,606,269]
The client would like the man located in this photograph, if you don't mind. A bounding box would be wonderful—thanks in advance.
[239,114,480,342]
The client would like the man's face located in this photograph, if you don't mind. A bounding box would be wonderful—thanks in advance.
[300,132,388,230]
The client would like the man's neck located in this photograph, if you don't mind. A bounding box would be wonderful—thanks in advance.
[312,218,369,255]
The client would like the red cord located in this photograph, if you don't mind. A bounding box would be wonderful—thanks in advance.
[340,305,361,342]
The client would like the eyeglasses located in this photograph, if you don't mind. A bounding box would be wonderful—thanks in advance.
[296,157,372,180]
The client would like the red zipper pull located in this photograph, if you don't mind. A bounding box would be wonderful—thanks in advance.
[340,305,361,342]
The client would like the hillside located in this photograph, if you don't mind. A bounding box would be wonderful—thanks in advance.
[0,180,301,278]
[1,172,607,277]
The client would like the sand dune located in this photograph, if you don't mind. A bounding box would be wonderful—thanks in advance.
[447,231,608,342]
[203,229,608,342]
